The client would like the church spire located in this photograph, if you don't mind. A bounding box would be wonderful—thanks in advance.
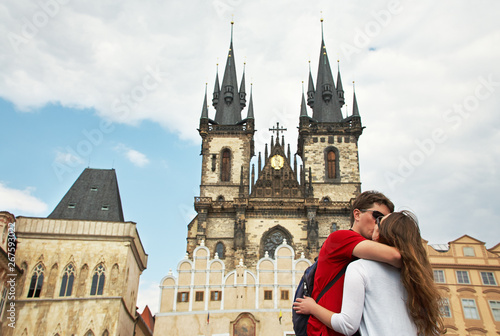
[212,64,220,108]
[336,60,345,108]
[246,83,254,119]
[352,82,360,117]
[214,21,242,125]
[239,63,247,110]
[201,83,208,119]
[311,18,343,122]
[307,61,315,108]
[300,82,308,117]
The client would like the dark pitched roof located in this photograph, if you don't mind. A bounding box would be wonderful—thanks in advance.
[48,168,125,222]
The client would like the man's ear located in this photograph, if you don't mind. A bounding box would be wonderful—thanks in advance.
[353,208,362,221]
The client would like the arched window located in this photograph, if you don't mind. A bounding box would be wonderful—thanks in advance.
[261,227,292,259]
[216,242,225,259]
[59,264,75,297]
[85,330,95,336]
[102,330,109,336]
[327,150,336,179]
[90,264,105,296]
[27,263,44,298]
[221,149,231,182]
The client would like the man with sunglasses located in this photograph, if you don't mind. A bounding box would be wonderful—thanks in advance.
[306,191,401,336]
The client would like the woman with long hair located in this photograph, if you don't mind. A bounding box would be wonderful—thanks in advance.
[293,211,444,336]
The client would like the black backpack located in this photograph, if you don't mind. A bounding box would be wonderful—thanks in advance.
[292,261,348,336]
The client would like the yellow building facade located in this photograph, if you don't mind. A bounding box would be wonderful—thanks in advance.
[428,235,500,335]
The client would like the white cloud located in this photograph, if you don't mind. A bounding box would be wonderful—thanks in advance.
[126,148,150,167]
[54,148,85,166]
[0,182,48,215]
[115,144,150,167]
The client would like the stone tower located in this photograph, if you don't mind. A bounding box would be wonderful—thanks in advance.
[8,168,148,336]
[190,22,255,267]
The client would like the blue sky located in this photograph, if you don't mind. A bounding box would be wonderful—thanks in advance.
[2,0,500,313]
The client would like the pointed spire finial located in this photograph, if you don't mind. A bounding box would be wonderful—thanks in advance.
[231,16,234,42]
[352,81,360,117]
[301,81,308,117]
[246,83,254,119]
[320,12,324,42]
[201,83,209,119]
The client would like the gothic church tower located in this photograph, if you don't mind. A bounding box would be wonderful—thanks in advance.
[157,20,365,336]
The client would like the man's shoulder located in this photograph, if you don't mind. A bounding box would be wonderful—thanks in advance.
[327,229,362,242]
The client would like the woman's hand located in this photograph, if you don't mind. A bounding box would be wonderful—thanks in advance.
[293,296,317,315]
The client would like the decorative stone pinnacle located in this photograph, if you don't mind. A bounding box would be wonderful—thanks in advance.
[300,252,305,259]
[200,240,205,246]
[239,259,244,266]
[215,252,219,259]
[265,251,269,258]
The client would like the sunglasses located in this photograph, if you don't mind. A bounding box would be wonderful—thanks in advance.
[360,209,385,228]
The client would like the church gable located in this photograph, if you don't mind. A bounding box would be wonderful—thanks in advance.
[251,132,302,199]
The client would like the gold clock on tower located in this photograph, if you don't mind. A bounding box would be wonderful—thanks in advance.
[270,155,284,170]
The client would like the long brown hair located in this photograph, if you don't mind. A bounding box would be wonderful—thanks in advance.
[377,211,444,335]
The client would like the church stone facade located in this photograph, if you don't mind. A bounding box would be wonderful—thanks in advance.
[155,21,363,336]
[2,168,148,336]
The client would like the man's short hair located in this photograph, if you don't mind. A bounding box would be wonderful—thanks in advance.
[350,190,394,226]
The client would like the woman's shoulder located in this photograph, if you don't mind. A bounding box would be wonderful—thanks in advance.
[349,258,399,273]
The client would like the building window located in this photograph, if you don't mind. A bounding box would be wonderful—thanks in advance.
[90,186,98,191]
[59,264,76,297]
[264,290,272,300]
[101,205,109,211]
[327,150,336,179]
[216,242,225,259]
[463,247,475,256]
[68,203,76,209]
[440,298,452,318]
[489,301,500,321]
[481,272,497,285]
[90,264,105,296]
[195,291,204,301]
[461,299,480,319]
[102,331,109,336]
[221,149,231,182]
[456,270,470,284]
[261,227,291,259]
[281,290,289,300]
[433,270,446,283]
[27,263,44,298]
[85,330,95,336]
[210,290,222,301]
[177,292,189,302]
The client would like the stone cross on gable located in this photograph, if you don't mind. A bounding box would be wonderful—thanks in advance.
[269,122,287,137]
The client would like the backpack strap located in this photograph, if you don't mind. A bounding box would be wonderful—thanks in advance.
[315,264,348,303]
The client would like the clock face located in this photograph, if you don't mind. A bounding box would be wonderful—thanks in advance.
[270,155,285,170]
